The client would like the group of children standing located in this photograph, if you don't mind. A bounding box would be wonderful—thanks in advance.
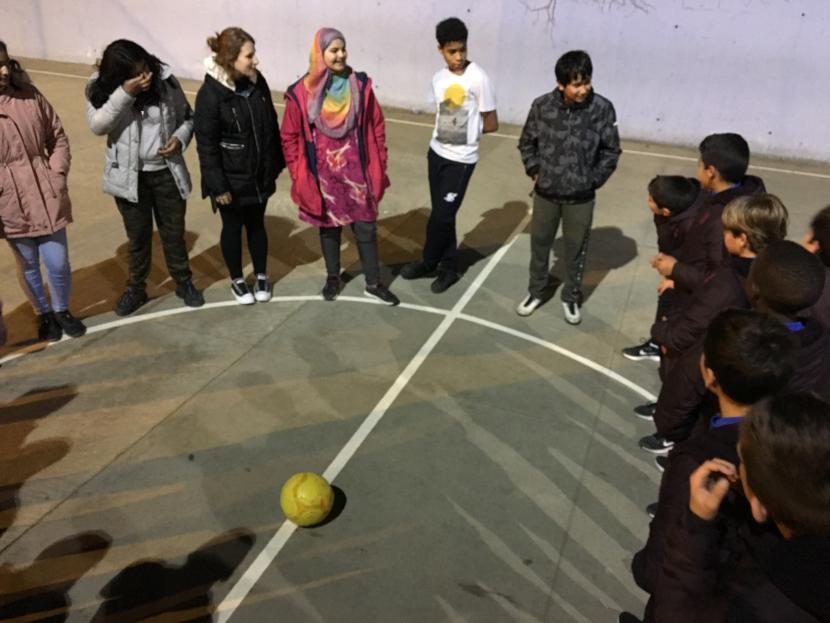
[4,20,830,623]
[618,133,830,621]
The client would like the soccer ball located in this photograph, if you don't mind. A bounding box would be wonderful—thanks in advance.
[279,472,334,527]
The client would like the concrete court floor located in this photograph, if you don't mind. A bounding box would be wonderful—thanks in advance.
[1,57,829,622]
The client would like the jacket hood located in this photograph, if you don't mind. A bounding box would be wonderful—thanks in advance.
[203,56,235,91]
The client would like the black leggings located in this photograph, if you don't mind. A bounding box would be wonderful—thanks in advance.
[319,221,380,286]
[218,202,267,280]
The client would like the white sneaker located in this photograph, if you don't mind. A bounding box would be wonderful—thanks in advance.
[254,274,272,302]
[231,279,255,305]
[563,301,581,325]
[516,294,543,317]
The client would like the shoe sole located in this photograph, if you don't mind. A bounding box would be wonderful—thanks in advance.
[622,353,661,362]
[232,294,255,305]
[634,412,655,422]
[254,294,272,302]
[655,459,666,473]
[114,300,147,317]
[363,291,399,306]
[639,443,674,456]
[322,292,338,301]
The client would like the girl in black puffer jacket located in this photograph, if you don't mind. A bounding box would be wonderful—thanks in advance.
[194,27,284,305]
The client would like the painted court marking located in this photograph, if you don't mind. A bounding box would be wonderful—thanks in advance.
[27,68,830,181]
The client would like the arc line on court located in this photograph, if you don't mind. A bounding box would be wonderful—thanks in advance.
[26,68,830,180]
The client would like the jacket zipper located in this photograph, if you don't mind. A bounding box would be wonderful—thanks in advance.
[243,96,263,204]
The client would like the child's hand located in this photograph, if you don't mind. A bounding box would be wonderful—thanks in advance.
[123,71,153,97]
[215,192,233,206]
[689,459,738,521]
[652,253,677,277]
[158,137,182,158]
[657,279,675,295]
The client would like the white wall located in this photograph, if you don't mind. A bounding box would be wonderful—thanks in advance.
[2,0,828,160]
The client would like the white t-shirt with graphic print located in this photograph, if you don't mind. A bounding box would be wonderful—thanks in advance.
[429,62,496,165]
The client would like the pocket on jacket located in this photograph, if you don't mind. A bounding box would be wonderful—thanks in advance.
[220,141,249,174]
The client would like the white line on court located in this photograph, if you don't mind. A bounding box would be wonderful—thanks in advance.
[27,68,830,180]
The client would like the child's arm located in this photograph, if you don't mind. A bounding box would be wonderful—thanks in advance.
[481,110,498,134]
[38,89,71,176]
[517,102,540,179]
[167,76,194,152]
[86,83,134,136]
[193,86,231,199]
[590,102,621,189]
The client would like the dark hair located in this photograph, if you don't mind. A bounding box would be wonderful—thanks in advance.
[809,205,830,268]
[555,50,593,86]
[749,240,825,315]
[698,133,750,184]
[647,176,699,215]
[207,27,255,78]
[0,39,27,90]
[436,18,468,46]
[703,309,797,405]
[87,40,163,109]
[741,393,830,535]
[721,194,788,255]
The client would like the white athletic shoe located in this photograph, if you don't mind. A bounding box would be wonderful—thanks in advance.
[563,301,582,325]
[516,294,543,317]
[253,274,272,302]
[231,279,255,305]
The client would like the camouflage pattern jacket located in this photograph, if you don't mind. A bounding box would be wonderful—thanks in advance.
[518,89,621,203]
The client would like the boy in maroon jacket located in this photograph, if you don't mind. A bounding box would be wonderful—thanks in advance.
[629,309,798,622]
[653,393,830,622]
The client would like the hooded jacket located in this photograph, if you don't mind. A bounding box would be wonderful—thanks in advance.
[280,71,389,219]
[518,89,621,202]
[194,57,283,207]
[85,64,193,202]
[0,82,72,239]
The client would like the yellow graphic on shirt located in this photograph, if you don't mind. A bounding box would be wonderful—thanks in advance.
[443,83,466,109]
[437,83,469,145]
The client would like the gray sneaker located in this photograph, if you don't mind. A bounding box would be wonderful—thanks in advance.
[563,301,581,325]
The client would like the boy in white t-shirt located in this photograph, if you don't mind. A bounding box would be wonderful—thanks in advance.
[400,17,498,293]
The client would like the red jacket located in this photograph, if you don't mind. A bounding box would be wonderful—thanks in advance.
[0,83,72,239]
[280,72,389,219]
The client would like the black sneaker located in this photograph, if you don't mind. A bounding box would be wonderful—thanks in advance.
[562,301,582,325]
[322,275,340,301]
[115,287,148,316]
[622,339,661,362]
[37,312,62,342]
[53,310,87,338]
[633,402,657,421]
[400,261,435,280]
[646,502,659,519]
[175,280,205,308]
[231,280,255,305]
[638,433,674,455]
[365,283,400,306]
[253,274,271,302]
[655,455,670,472]
[431,269,460,293]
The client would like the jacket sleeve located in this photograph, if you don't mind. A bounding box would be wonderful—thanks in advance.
[367,87,388,176]
[670,261,704,294]
[167,77,194,149]
[590,102,621,189]
[652,508,724,622]
[517,101,541,178]
[279,94,304,174]
[37,90,71,175]
[193,85,230,197]
[654,215,675,255]
[632,452,701,595]
[86,85,135,136]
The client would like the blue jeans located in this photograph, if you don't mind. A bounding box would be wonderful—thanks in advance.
[8,228,72,314]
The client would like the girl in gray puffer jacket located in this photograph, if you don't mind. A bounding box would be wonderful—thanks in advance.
[86,40,203,316]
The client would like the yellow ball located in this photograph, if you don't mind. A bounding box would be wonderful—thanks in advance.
[279,472,334,527]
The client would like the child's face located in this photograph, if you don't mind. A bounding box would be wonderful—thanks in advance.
[648,194,670,217]
[233,41,258,80]
[697,158,718,191]
[0,52,10,93]
[439,41,467,74]
[558,76,592,104]
[801,228,820,255]
[323,38,348,75]
[723,228,748,256]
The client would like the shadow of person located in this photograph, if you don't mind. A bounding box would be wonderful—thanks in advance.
[547,225,639,303]
[91,528,255,622]
[0,385,76,539]
[0,530,112,622]
[456,200,529,274]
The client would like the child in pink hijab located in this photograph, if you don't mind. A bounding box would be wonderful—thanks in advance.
[281,28,399,305]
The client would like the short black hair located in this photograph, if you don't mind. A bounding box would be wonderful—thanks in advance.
[703,309,797,405]
[749,240,826,315]
[809,205,830,268]
[436,18,468,46]
[741,393,830,535]
[555,50,592,85]
[647,176,700,215]
[698,133,750,184]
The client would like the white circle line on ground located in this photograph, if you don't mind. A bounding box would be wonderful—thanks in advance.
[27,68,830,181]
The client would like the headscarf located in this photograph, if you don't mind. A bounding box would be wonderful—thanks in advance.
[304,27,359,138]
